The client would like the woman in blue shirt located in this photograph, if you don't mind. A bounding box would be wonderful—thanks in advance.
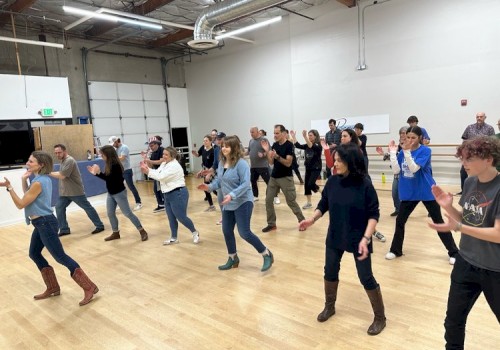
[385,126,459,264]
[1,151,98,306]
[198,135,274,272]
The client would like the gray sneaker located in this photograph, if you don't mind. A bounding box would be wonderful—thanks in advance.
[373,231,386,242]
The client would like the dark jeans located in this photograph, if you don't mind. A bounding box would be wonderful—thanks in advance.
[123,168,141,204]
[460,166,468,191]
[445,254,500,349]
[164,187,196,239]
[392,174,400,211]
[55,195,104,233]
[324,246,378,290]
[153,180,164,206]
[29,215,79,275]
[304,169,320,195]
[250,167,270,198]
[221,201,266,255]
[389,200,459,257]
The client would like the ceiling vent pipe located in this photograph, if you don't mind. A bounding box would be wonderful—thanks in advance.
[188,0,288,49]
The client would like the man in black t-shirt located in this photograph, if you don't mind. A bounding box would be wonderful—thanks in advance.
[261,124,305,232]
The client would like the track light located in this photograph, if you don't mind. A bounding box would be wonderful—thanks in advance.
[0,36,64,49]
[63,6,162,30]
[215,16,282,40]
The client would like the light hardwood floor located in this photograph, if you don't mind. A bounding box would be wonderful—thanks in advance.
[0,177,498,349]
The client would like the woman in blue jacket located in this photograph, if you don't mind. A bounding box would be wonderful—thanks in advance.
[385,126,459,264]
[198,135,273,272]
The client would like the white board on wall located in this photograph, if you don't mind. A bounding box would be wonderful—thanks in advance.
[311,114,390,136]
[0,74,73,120]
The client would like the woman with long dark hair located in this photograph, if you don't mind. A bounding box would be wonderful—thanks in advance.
[385,126,459,263]
[0,151,98,306]
[141,147,200,245]
[198,135,274,272]
[299,143,386,335]
[87,145,148,242]
[290,129,322,209]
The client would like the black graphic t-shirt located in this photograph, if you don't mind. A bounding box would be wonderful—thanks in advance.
[458,175,500,272]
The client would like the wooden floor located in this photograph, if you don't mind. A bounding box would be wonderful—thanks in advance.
[0,177,498,350]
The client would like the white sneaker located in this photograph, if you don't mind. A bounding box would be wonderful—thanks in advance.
[274,196,281,204]
[133,203,142,211]
[449,257,456,265]
[216,219,222,225]
[373,231,386,242]
[192,231,200,244]
[385,252,397,260]
[163,238,179,245]
[302,202,312,209]
[253,197,259,202]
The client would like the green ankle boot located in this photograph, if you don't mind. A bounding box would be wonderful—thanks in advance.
[218,255,240,270]
[261,251,274,272]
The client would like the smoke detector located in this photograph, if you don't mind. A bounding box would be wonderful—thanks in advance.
[188,39,219,49]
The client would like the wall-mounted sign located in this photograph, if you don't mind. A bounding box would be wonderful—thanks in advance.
[40,108,56,117]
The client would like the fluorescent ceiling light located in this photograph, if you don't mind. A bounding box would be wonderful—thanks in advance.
[0,36,64,49]
[215,16,282,40]
[63,6,162,30]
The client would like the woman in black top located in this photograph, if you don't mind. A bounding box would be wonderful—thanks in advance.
[291,129,322,209]
[192,135,216,211]
[299,143,386,335]
[87,145,148,242]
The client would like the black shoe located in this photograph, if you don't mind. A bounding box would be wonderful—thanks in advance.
[262,225,277,233]
[455,191,463,196]
[58,231,71,237]
[390,211,399,217]
[91,227,105,234]
[153,206,165,213]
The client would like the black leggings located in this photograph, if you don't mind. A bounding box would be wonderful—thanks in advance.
[389,200,459,257]
[304,169,320,195]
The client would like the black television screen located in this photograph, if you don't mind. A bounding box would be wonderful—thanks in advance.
[0,130,34,166]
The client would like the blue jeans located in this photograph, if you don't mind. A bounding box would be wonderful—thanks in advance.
[164,187,196,239]
[123,169,141,204]
[55,195,104,233]
[444,254,500,349]
[107,189,143,232]
[392,174,400,211]
[324,246,378,290]
[29,215,79,275]
[221,201,266,255]
[154,181,164,206]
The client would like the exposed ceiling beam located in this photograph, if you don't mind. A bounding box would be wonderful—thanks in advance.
[336,0,357,8]
[0,0,37,28]
[151,28,193,47]
[85,0,175,37]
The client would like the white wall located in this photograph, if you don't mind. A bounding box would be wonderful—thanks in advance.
[184,0,500,184]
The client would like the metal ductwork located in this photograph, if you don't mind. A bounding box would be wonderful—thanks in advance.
[188,0,288,49]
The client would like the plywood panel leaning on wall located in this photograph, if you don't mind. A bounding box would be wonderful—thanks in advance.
[37,124,95,161]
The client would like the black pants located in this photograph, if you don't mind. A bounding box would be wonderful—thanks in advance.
[250,167,270,198]
[304,169,320,195]
[445,254,500,349]
[389,200,459,257]
[460,165,468,190]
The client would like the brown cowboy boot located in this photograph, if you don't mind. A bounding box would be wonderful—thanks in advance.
[139,228,148,241]
[104,231,120,241]
[34,266,60,300]
[366,286,387,335]
[317,280,339,322]
[72,268,99,306]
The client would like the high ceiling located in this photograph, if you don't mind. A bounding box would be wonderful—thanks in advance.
[0,0,349,54]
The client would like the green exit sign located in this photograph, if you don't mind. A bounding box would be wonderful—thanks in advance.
[41,108,55,117]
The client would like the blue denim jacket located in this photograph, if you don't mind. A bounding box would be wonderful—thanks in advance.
[209,158,253,211]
